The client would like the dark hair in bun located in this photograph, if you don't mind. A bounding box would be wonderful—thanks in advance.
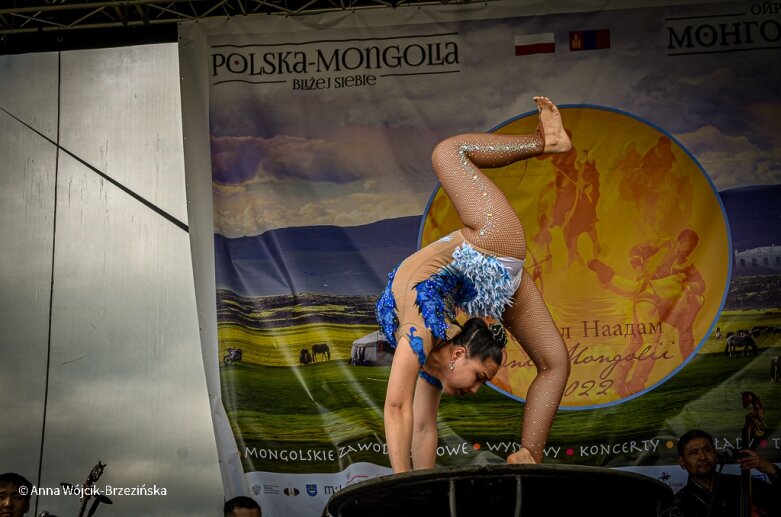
[452,317,506,366]
[489,323,507,348]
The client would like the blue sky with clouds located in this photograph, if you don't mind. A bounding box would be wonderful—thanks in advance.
[206,2,781,238]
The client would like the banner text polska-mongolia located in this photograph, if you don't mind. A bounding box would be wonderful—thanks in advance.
[211,37,460,79]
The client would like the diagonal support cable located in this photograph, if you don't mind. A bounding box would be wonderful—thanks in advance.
[0,104,189,233]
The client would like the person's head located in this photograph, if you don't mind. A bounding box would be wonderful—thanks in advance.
[0,473,32,517]
[442,318,505,396]
[675,229,699,261]
[657,135,672,150]
[677,430,717,480]
[224,495,261,517]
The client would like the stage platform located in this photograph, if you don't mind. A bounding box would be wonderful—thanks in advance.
[322,464,673,516]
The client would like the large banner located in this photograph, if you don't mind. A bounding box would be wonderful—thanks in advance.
[179,2,781,515]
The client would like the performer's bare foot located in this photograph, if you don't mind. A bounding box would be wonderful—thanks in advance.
[534,96,572,154]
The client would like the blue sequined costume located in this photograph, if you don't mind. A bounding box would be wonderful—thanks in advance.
[376,230,524,388]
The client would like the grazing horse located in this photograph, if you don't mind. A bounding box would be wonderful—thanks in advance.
[299,349,312,365]
[725,333,758,357]
[312,343,331,362]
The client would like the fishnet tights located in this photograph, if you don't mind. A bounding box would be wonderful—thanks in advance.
[431,131,570,463]
[431,132,543,258]
[503,271,570,462]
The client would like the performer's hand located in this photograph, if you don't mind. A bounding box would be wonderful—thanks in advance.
[507,447,536,465]
[737,449,778,477]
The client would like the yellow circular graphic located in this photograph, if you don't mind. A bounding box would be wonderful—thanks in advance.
[421,106,730,409]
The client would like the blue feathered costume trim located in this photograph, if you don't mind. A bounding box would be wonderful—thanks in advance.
[413,266,477,341]
[450,243,516,319]
[376,267,400,347]
[375,243,518,351]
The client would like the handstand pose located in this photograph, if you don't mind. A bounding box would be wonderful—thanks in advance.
[377,97,572,472]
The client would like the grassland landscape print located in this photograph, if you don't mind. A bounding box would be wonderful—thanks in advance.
[202,1,781,482]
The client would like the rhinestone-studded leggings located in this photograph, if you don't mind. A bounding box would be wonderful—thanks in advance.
[431,132,570,463]
[431,132,543,259]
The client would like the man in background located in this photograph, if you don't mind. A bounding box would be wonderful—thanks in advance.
[224,495,261,517]
[0,472,32,517]
[669,429,780,516]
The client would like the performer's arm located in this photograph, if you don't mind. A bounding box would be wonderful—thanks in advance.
[588,259,641,296]
[411,377,442,470]
[384,338,422,473]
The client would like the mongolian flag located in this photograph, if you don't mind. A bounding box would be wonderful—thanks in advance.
[569,29,611,51]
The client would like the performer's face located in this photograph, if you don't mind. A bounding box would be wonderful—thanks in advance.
[678,437,717,477]
[443,355,500,396]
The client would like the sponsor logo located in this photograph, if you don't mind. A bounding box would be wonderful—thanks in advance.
[306,484,318,497]
[323,485,342,495]
[283,487,300,497]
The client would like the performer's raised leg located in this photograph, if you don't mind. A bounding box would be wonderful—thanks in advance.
[430,96,571,258]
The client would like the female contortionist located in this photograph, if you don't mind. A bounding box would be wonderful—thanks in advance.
[376,96,572,473]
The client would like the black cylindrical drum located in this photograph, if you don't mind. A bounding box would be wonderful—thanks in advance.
[322,464,673,517]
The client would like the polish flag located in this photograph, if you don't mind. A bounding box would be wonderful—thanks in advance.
[514,33,555,56]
